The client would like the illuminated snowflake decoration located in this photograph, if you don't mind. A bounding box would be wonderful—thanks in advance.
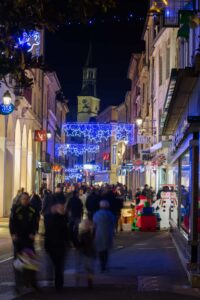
[16,31,40,56]
[56,144,100,157]
[62,122,135,144]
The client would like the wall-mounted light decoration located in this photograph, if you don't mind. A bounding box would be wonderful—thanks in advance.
[16,31,40,56]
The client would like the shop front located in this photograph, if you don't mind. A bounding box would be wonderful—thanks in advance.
[161,68,200,271]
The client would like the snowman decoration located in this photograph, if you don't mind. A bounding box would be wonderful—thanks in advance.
[152,189,178,230]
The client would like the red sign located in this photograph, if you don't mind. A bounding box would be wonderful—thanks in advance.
[34,130,47,142]
[103,153,110,161]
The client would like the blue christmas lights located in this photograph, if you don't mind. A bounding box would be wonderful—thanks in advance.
[65,164,101,173]
[62,122,135,144]
[0,103,15,115]
[65,173,83,181]
[16,31,40,56]
[56,143,100,157]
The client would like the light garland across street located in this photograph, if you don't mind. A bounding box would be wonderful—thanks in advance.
[65,164,101,173]
[56,143,100,157]
[62,122,135,144]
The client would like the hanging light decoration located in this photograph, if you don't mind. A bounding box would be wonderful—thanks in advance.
[65,173,83,181]
[65,164,101,173]
[62,122,135,144]
[56,143,100,157]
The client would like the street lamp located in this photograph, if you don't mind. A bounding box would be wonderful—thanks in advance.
[0,90,15,115]
[136,115,143,127]
[3,90,12,105]
[47,131,52,140]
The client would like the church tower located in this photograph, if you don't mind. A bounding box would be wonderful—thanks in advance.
[77,44,100,122]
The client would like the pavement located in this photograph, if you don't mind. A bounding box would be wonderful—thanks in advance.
[0,229,200,300]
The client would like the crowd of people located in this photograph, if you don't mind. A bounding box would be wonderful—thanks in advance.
[9,182,127,293]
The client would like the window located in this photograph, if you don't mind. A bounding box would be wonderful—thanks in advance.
[159,55,163,86]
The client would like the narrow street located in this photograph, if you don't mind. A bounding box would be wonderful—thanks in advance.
[0,229,199,300]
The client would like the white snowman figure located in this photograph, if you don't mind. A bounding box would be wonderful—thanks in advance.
[157,191,170,229]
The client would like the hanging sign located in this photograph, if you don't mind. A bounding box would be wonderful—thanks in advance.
[103,153,110,161]
[34,130,47,142]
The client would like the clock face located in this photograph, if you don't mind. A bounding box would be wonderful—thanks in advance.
[81,99,90,112]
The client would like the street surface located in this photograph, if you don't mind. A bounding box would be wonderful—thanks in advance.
[0,224,200,300]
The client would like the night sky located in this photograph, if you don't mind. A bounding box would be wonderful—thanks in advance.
[45,1,148,118]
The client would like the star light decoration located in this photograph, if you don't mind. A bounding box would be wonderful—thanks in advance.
[65,173,83,181]
[65,164,101,173]
[62,123,135,144]
[56,143,100,157]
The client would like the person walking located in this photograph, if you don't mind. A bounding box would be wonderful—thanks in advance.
[12,188,24,208]
[93,200,115,272]
[66,190,83,247]
[9,192,38,257]
[9,192,38,292]
[30,191,42,232]
[44,203,68,291]
[42,189,53,217]
[78,188,87,219]
[86,189,100,220]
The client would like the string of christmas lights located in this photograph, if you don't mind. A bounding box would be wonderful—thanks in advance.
[65,173,83,181]
[62,122,135,144]
[56,143,100,157]
[65,164,101,173]
[65,13,145,27]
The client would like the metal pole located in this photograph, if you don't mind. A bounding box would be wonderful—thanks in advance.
[190,132,199,265]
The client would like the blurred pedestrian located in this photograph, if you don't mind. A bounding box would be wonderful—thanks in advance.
[53,183,66,205]
[135,188,141,205]
[86,189,100,220]
[42,189,53,217]
[9,192,38,293]
[30,191,42,232]
[66,190,83,247]
[93,200,115,272]
[9,192,37,257]
[44,203,68,291]
[76,218,95,288]
[12,188,24,208]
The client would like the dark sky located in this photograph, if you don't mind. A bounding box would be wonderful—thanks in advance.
[45,0,148,117]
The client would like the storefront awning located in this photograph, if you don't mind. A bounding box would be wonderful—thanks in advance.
[161,68,198,136]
